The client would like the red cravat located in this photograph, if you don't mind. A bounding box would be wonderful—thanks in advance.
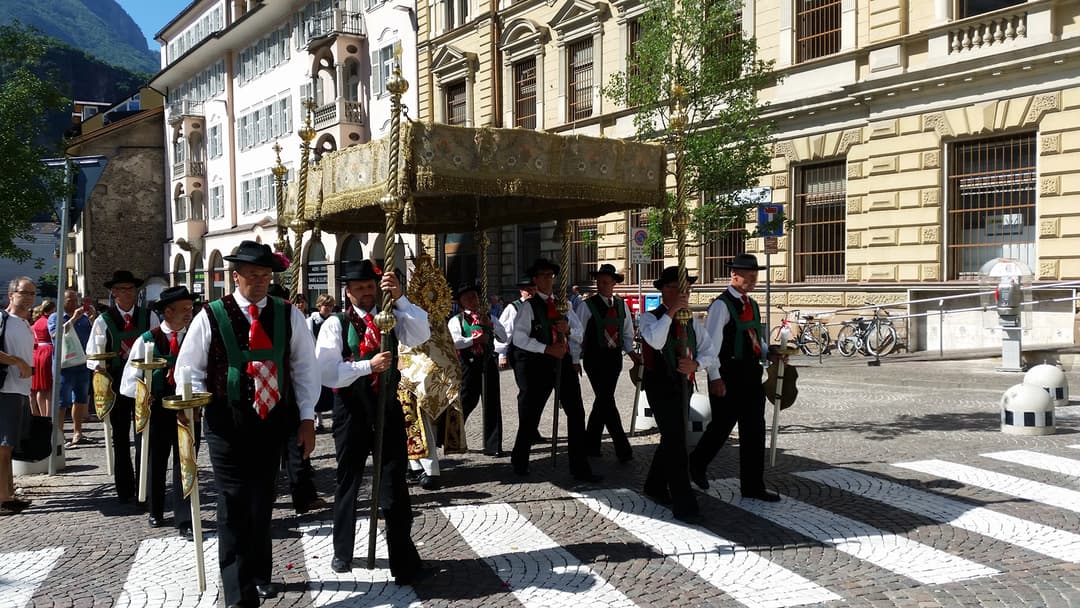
[167,331,180,385]
[604,299,619,348]
[361,312,381,393]
[120,313,137,357]
[468,312,484,355]
[741,295,762,356]
[546,297,561,343]
[247,304,278,419]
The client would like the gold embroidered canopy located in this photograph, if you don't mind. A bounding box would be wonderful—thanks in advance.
[299,121,667,233]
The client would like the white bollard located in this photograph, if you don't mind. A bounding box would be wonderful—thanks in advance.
[1023,364,1070,407]
[686,393,712,448]
[633,389,658,432]
[1001,383,1055,436]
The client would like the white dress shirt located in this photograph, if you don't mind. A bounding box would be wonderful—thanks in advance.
[175,290,321,421]
[448,310,508,351]
[314,295,430,389]
[704,286,768,380]
[85,304,161,370]
[0,313,33,395]
[639,304,718,372]
[119,322,185,399]
[511,293,585,364]
[494,299,526,357]
[575,295,636,355]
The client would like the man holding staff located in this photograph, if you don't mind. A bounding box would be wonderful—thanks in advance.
[448,283,506,458]
[86,270,158,506]
[120,286,199,538]
[176,241,320,607]
[313,259,427,582]
[510,259,599,482]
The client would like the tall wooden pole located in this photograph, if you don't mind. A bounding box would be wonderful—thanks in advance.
[292,100,317,299]
[671,84,692,434]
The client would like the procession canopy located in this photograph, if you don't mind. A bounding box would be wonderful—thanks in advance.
[308,121,667,233]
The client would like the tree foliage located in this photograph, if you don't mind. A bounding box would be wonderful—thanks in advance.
[0,23,68,262]
[603,0,777,245]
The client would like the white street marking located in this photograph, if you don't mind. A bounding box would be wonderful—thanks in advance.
[798,468,1080,563]
[705,478,997,584]
[441,503,636,608]
[983,450,1080,478]
[0,548,64,608]
[572,488,840,608]
[116,537,219,608]
[895,459,1080,513]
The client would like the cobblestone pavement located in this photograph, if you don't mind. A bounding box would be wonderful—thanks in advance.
[4,353,1080,607]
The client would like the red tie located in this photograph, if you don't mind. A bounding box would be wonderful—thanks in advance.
[604,299,619,349]
[120,313,137,358]
[247,304,278,419]
[361,312,381,393]
[468,312,484,355]
[167,331,180,385]
[741,295,762,356]
[546,297,561,342]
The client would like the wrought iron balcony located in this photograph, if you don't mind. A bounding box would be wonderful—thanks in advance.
[167,100,204,123]
[313,99,365,130]
[305,9,365,41]
[171,160,206,179]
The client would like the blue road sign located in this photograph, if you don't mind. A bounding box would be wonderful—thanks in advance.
[757,204,784,237]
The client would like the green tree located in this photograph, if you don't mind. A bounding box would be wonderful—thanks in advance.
[603,0,777,243]
[0,23,68,262]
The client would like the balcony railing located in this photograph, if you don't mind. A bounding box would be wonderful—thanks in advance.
[313,99,365,130]
[172,160,206,179]
[306,9,365,41]
[948,9,1027,54]
[168,100,205,121]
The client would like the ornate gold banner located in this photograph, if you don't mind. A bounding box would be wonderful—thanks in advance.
[177,418,197,498]
[92,369,115,419]
[134,378,151,433]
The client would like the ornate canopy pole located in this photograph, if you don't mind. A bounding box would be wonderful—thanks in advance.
[670,84,693,426]
[292,100,318,298]
[367,48,408,571]
[551,218,573,465]
[271,142,291,285]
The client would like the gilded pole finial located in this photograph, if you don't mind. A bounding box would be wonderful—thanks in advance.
[271,142,289,257]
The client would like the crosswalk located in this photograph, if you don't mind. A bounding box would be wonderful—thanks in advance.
[11,444,1080,607]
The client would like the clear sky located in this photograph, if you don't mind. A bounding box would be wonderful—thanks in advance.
[116,0,194,50]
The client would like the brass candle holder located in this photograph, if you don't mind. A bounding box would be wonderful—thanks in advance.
[161,390,211,592]
[88,352,118,475]
[131,358,169,503]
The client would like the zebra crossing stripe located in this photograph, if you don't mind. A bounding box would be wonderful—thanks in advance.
[297,521,422,607]
[116,537,220,607]
[894,459,1080,514]
[703,479,998,584]
[0,547,64,608]
[982,450,1080,478]
[797,468,1080,563]
[441,503,636,608]
[571,488,840,608]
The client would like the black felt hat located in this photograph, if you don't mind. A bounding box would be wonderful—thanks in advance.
[454,283,481,300]
[152,286,198,313]
[653,266,698,291]
[267,284,289,299]
[340,260,382,283]
[514,276,536,289]
[104,270,144,289]
[728,253,767,271]
[525,258,560,278]
[224,240,286,272]
[589,263,625,283]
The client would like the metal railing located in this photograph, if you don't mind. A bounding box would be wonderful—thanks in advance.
[168,100,204,119]
[313,99,365,129]
[306,9,365,40]
[172,160,205,179]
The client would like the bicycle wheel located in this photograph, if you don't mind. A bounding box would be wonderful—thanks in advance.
[865,322,898,356]
[800,323,830,356]
[835,325,859,357]
[770,324,796,350]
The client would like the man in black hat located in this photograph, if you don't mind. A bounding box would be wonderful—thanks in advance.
[689,253,780,502]
[577,264,638,462]
[120,286,199,538]
[448,283,507,457]
[175,241,321,607]
[495,277,546,444]
[510,258,599,482]
[86,270,159,505]
[639,266,717,521]
[313,259,428,582]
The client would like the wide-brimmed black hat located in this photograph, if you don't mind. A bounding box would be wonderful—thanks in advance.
[225,240,286,272]
[653,266,698,291]
[340,260,382,283]
[525,258,560,278]
[454,283,481,300]
[589,263,624,283]
[104,270,144,289]
[152,286,198,313]
[728,253,766,271]
[267,284,289,299]
[514,276,536,289]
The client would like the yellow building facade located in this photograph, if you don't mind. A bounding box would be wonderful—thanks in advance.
[418,0,1080,350]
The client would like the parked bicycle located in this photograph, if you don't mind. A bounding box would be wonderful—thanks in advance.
[769,305,831,356]
[835,303,898,358]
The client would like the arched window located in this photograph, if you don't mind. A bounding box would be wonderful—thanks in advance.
[191,255,205,297]
[173,255,188,287]
[306,240,329,306]
[209,251,226,300]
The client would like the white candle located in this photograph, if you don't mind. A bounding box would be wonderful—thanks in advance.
[143,341,154,364]
[95,334,106,350]
[178,365,193,400]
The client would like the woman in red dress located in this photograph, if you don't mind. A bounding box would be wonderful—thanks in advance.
[30,300,57,417]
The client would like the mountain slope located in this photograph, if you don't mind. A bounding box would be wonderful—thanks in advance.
[0,0,157,74]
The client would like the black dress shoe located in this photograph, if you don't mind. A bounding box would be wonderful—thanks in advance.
[742,489,782,502]
[255,582,283,599]
[688,460,709,490]
[394,565,429,586]
[331,557,352,573]
[295,497,329,514]
[572,472,603,484]
[616,452,634,464]
[418,473,441,491]
[672,508,703,524]
[148,515,165,528]
[406,469,422,485]
[178,525,194,541]
[643,488,672,505]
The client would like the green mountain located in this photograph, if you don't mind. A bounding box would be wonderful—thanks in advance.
[0,0,157,74]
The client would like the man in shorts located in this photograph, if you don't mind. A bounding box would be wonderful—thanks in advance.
[50,289,93,446]
[0,277,36,515]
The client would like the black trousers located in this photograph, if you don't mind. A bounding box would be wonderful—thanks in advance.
[690,362,767,494]
[282,422,319,508]
[204,421,284,606]
[643,376,697,516]
[139,404,201,529]
[331,387,420,581]
[109,394,138,501]
[510,352,592,477]
[583,351,631,460]
[460,355,502,455]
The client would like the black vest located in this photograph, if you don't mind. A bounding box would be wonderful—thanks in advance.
[641,305,696,391]
[717,291,761,365]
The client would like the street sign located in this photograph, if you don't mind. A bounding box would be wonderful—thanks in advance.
[629,228,650,264]
[757,204,784,237]
[764,236,779,254]
[735,187,772,206]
